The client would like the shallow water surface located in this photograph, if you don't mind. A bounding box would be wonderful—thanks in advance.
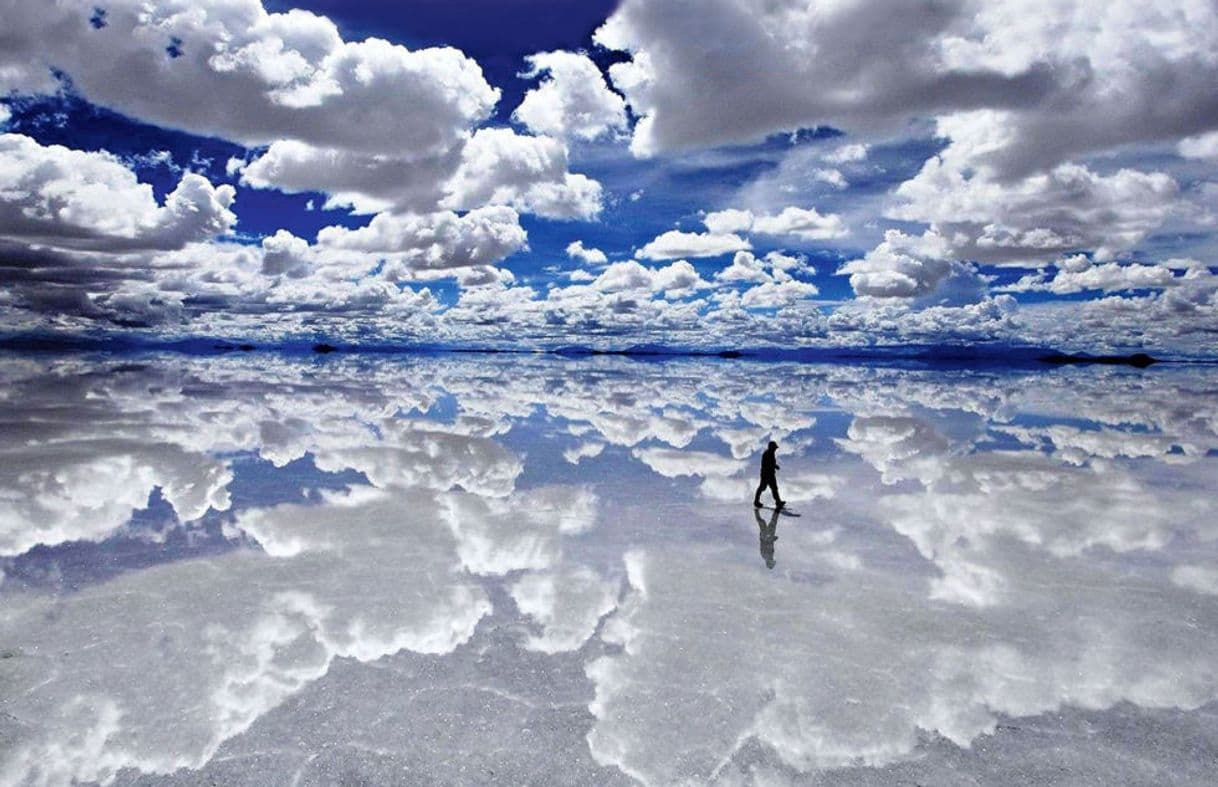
[2,353,1217,785]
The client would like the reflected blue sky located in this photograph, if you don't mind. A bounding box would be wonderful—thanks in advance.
[1,353,1217,784]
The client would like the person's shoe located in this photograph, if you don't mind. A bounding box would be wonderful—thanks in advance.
[753,500,762,508]
[775,500,785,509]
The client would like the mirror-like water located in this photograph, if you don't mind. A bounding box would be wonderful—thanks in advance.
[1,353,1217,785]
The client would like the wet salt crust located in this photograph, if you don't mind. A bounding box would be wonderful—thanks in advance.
[1,352,1216,785]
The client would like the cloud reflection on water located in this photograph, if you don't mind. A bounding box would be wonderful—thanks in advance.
[0,353,1216,785]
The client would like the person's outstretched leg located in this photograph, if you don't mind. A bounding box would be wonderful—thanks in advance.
[768,479,784,508]
[754,479,766,507]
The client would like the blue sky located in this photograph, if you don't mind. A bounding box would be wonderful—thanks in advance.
[1,0,1216,353]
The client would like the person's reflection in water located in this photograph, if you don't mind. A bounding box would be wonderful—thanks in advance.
[754,506,780,569]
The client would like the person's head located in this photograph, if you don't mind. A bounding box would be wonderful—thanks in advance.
[767,440,778,451]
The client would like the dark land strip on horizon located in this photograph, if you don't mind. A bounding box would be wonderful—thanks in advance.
[2,333,1212,368]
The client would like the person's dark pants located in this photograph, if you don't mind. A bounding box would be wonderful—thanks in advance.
[754,476,782,506]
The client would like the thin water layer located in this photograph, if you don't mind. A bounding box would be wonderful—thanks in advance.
[1,353,1216,785]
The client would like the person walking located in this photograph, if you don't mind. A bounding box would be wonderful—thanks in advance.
[753,440,785,509]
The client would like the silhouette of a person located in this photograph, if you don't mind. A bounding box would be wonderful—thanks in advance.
[753,440,785,509]
[754,506,780,569]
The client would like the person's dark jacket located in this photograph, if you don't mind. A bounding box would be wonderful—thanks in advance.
[760,448,779,480]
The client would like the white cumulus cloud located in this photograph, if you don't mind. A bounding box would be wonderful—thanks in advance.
[0,133,235,252]
[513,50,628,142]
[638,229,751,260]
[704,206,847,242]
[566,240,609,265]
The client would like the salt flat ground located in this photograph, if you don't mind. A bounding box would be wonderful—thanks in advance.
[1,352,1217,786]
